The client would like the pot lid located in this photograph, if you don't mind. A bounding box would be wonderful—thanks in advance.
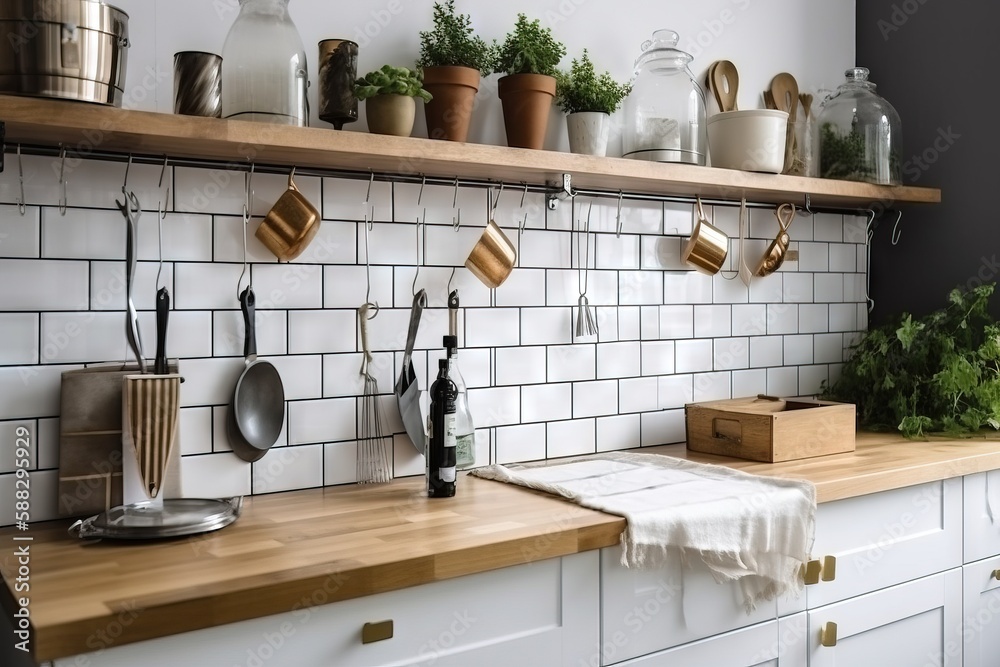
[68,497,243,540]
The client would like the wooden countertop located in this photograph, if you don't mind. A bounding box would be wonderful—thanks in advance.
[4,431,1000,662]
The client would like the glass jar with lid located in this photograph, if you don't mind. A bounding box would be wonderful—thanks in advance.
[622,29,707,165]
[221,0,309,126]
[816,67,901,185]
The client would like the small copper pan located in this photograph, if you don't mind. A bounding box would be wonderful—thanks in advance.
[255,168,320,262]
[755,203,796,277]
[466,219,516,289]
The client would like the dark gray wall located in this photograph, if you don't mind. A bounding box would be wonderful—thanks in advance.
[857,0,1000,323]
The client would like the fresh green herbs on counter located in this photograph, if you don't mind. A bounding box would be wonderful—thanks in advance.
[823,283,1000,438]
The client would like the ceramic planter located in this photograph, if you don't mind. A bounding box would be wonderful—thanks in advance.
[497,73,556,150]
[422,65,480,142]
[365,94,416,137]
[566,111,611,156]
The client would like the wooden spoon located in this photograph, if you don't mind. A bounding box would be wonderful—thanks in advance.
[769,72,799,122]
[710,60,739,112]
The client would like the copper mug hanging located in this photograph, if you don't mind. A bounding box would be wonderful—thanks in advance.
[755,203,796,277]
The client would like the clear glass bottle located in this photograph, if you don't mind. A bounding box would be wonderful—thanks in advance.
[221,0,309,126]
[622,29,707,165]
[816,67,901,185]
[444,333,475,469]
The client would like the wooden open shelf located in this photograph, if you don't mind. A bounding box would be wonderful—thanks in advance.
[0,95,940,208]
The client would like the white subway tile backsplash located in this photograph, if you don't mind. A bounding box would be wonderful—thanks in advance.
[732,304,767,337]
[662,202,694,235]
[675,339,713,373]
[287,310,355,354]
[495,269,547,307]
[844,273,866,303]
[179,357,245,407]
[597,342,641,379]
[843,215,867,244]
[798,304,829,334]
[573,379,619,418]
[495,346,547,386]
[520,307,572,346]
[766,303,798,335]
[813,213,844,242]
[179,407,212,456]
[322,177,392,222]
[269,355,323,401]
[619,376,659,413]
[181,452,251,497]
[465,308,520,348]
[640,409,686,446]
[732,369,767,397]
[137,310,213,360]
[548,344,595,382]
[642,236,684,271]
[212,216,279,264]
[750,336,783,368]
[0,205,40,257]
[423,224,481,267]
[798,242,829,272]
[619,270,663,305]
[597,414,641,452]
[173,263,244,310]
[39,312,128,364]
[596,234,640,270]
[253,444,324,494]
[693,371,732,402]
[641,305,660,340]
[518,229,570,269]
[767,367,799,396]
[288,397,356,445]
[658,374,694,409]
[617,306,641,341]
[251,263,323,309]
[137,212,212,262]
[547,418,596,458]
[596,307,619,343]
[394,182,487,226]
[749,272,783,303]
[659,305,694,339]
[0,259,88,311]
[714,337,750,371]
[522,383,572,423]
[830,303,858,332]
[640,340,675,376]
[814,273,845,303]
[468,386,520,427]
[323,264,393,309]
[695,305,732,338]
[90,261,173,312]
[782,273,813,303]
[799,365,829,396]
[42,207,124,259]
[496,423,546,464]
[784,334,814,365]
[815,333,845,363]
[215,309,288,357]
[664,272,713,304]
[713,273,750,304]
[325,441,359,485]
[546,269,617,307]
[829,244,856,272]
[0,314,38,365]
[325,352,393,399]
[363,222,419,266]
[0,364,77,419]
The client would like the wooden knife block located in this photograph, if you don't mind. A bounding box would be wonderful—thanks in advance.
[58,361,181,517]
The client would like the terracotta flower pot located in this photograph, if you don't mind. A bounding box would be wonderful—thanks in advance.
[365,94,416,137]
[567,112,611,156]
[422,65,480,142]
[497,73,556,150]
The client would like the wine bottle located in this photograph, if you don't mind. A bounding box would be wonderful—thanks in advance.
[428,357,457,498]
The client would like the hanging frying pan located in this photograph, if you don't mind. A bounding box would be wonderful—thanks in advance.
[228,287,285,462]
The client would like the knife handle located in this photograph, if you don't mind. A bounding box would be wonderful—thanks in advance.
[155,287,170,375]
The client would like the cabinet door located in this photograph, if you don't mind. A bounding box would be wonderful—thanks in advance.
[600,547,778,665]
[808,477,962,608]
[964,471,1000,563]
[808,569,962,667]
[962,556,1000,667]
[614,614,806,667]
[54,551,599,667]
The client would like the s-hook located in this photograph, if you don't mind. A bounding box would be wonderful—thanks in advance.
[15,144,24,215]
[863,209,876,312]
[363,207,378,319]
[121,154,133,196]
[615,191,624,238]
[237,163,254,300]
[412,208,425,296]
[490,181,505,219]
[518,181,529,235]
[57,145,67,216]
[156,156,170,292]
[451,176,461,230]
[890,210,903,245]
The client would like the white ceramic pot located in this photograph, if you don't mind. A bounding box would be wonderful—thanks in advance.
[707,109,789,173]
[567,111,611,157]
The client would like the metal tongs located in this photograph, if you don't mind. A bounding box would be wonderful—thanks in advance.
[575,202,598,339]
[117,188,145,372]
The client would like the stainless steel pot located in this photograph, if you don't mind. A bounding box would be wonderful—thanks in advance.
[0,0,129,106]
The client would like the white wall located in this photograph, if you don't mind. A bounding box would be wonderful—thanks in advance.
[0,0,864,524]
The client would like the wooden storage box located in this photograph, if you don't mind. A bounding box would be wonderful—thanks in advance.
[685,395,856,462]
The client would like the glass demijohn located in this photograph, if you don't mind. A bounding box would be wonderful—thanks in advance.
[221,0,309,126]
[622,29,707,165]
[816,67,901,185]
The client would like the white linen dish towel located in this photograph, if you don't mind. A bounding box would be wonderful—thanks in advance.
[471,451,816,612]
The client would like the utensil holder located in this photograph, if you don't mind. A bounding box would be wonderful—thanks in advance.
[122,374,182,506]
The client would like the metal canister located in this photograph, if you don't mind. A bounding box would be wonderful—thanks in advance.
[317,39,358,129]
[173,51,222,118]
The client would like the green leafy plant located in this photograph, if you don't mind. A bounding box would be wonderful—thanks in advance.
[822,283,1000,437]
[354,65,432,102]
[493,13,566,77]
[554,50,631,115]
[417,0,496,74]
[819,122,900,182]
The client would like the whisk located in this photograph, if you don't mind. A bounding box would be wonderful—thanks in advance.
[357,303,391,484]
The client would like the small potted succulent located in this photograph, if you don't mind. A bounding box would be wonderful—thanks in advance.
[555,50,632,157]
[354,65,432,137]
[417,0,496,142]
[492,13,566,150]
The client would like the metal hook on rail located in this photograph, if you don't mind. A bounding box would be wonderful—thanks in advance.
[412,208,425,297]
[864,209,876,313]
[16,144,24,215]
[451,176,461,231]
[615,191,624,238]
[417,174,426,206]
[121,153,133,196]
[363,207,378,319]
[57,145,67,215]
[890,210,903,246]
[518,181,529,235]
[800,193,814,216]
[490,180,505,218]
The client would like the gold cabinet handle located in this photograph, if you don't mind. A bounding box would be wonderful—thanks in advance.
[821,555,837,582]
[820,621,838,647]
[992,569,1000,581]
[362,620,394,644]
[803,559,822,585]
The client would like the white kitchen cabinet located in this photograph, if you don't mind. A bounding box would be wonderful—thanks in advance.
[964,471,1000,562]
[962,555,1000,667]
[599,547,780,665]
[614,614,807,667]
[807,568,962,666]
[806,477,962,608]
[53,551,599,667]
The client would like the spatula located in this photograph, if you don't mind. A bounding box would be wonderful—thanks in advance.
[710,60,740,112]
[769,73,799,172]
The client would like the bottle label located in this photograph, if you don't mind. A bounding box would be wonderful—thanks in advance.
[444,413,456,449]
[440,466,456,483]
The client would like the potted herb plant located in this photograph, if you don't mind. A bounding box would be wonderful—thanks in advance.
[555,50,631,157]
[354,65,432,137]
[492,13,566,150]
[417,0,496,142]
